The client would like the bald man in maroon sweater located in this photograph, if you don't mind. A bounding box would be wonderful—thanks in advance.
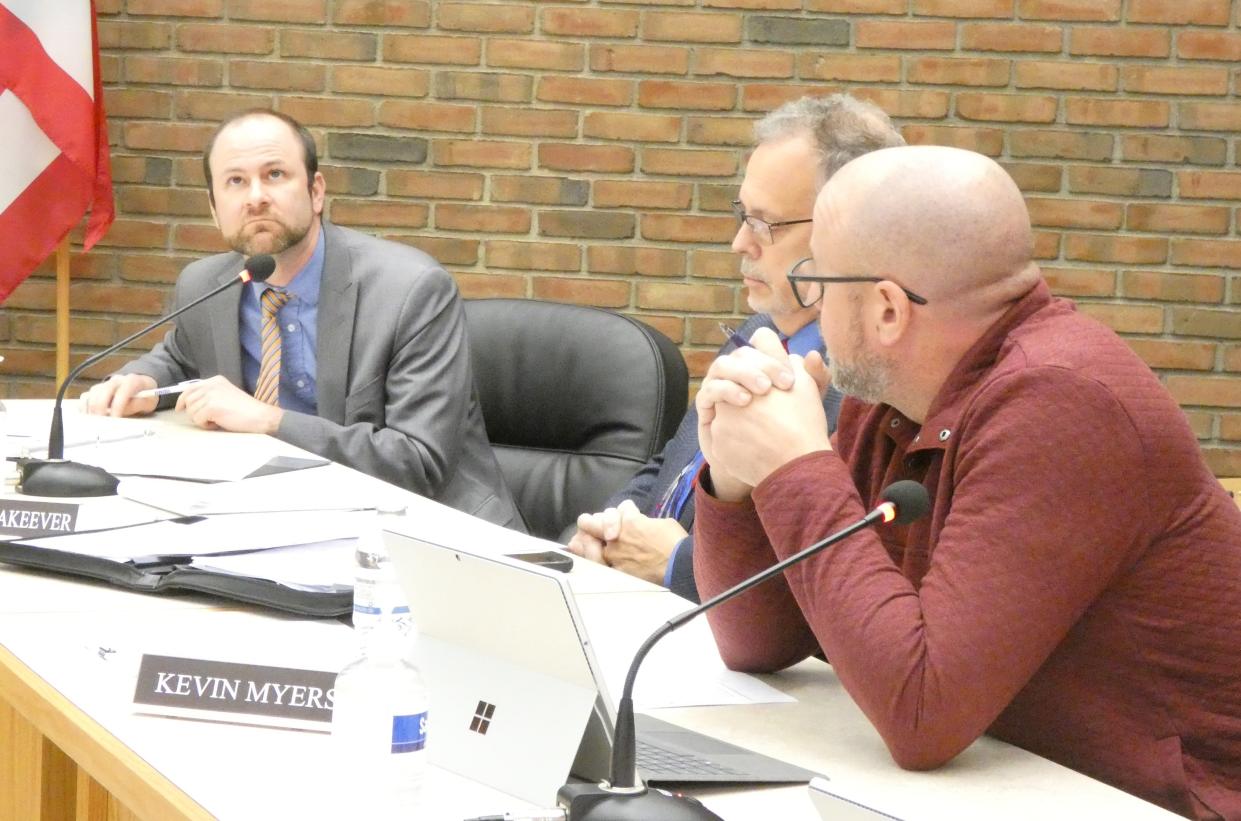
[692,145,1241,820]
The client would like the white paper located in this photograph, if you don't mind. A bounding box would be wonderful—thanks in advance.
[566,554,664,596]
[19,510,371,562]
[575,591,794,709]
[188,539,357,592]
[0,492,169,540]
[4,404,279,480]
[76,432,275,482]
[395,498,559,558]
[3,405,155,458]
[119,469,372,517]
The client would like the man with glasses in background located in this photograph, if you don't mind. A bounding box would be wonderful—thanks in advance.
[566,94,904,602]
[692,145,1241,818]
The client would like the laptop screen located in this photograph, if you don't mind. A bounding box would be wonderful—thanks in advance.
[385,531,820,802]
[385,532,614,804]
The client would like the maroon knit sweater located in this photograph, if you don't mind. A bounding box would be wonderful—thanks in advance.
[694,282,1241,819]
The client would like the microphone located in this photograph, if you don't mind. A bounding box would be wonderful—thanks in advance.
[16,254,277,498]
[558,480,931,821]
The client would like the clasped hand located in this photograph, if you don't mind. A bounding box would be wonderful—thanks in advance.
[694,327,832,501]
[566,499,688,585]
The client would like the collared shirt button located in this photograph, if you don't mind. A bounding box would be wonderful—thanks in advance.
[939,428,951,441]
[889,418,901,428]
[296,380,306,388]
[287,323,297,332]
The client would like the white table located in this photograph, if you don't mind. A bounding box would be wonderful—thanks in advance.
[1,402,1181,820]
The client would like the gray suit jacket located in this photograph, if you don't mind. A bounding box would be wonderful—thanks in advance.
[118,221,523,529]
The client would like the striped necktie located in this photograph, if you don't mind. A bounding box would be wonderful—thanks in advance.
[255,288,291,405]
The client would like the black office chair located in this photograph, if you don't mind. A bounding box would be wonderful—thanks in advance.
[463,298,688,542]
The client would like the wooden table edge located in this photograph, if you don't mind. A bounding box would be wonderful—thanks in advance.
[0,643,213,820]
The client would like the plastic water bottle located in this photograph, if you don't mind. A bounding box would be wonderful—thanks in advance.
[349,504,414,644]
[331,506,429,817]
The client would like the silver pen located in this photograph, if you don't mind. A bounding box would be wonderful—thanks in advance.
[135,378,204,399]
[718,322,753,349]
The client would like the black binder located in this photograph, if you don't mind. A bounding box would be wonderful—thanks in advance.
[0,523,352,618]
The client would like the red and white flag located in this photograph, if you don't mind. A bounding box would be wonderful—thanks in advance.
[0,0,113,302]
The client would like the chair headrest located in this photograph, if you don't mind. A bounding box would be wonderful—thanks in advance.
[464,299,687,462]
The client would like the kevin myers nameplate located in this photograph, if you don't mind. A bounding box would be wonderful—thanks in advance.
[133,653,338,732]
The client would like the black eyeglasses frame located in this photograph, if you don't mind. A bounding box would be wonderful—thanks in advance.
[730,200,812,245]
[786,257,930,308]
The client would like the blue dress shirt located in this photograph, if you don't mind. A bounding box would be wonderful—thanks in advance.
[239,227,323,415]
[785,320,823,359]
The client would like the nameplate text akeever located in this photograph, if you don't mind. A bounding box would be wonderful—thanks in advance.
[0,499,79,538]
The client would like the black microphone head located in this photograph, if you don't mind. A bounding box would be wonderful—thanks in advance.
[880,480,930,525]
[244,254,277,282]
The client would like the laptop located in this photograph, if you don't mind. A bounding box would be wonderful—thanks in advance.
[384,532,820,805]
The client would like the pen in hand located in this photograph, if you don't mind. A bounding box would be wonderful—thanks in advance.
[718,322,816,396]
[134,379,204,399]
[718,323,753,350]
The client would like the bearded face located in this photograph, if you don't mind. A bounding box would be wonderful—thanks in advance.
[208,115,322,261]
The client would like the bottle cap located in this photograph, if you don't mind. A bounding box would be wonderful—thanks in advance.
[374,497,407,516]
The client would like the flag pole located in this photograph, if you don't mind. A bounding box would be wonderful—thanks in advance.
[55,235,70,385]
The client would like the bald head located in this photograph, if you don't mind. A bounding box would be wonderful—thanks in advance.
[814,145,1041,318]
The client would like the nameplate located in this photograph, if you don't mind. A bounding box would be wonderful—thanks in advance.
[0,499,79,538]
[133,653,337,732]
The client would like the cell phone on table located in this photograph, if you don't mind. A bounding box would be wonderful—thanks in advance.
[508,550,574,573]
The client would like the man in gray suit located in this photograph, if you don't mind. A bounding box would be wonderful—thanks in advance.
[83,109,522,529]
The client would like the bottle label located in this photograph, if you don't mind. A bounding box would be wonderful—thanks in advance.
[352,575,413,643]
[352,603,411,617]
[391,711,428,753]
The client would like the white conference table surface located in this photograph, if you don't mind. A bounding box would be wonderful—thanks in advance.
[1,401,1182,820]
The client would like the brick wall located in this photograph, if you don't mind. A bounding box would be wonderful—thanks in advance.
[1,0,1238,475]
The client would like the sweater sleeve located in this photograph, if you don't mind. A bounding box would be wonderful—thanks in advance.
[694,457,825,672]
[703,367,1151,770]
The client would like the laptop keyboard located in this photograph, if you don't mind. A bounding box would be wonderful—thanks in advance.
[636,739,747,778]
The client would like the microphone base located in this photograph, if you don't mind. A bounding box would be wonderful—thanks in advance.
[558,781,723,821]
[16,459,121,498]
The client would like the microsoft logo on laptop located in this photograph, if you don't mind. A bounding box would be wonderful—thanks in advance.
[470,701,496,735]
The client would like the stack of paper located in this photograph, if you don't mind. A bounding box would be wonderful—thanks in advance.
[20,509,369,563]
[188,539,357,593]
[118,470,371,516]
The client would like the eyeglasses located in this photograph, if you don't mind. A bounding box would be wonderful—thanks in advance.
[786,257,929,309]
[730,200,812,246]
